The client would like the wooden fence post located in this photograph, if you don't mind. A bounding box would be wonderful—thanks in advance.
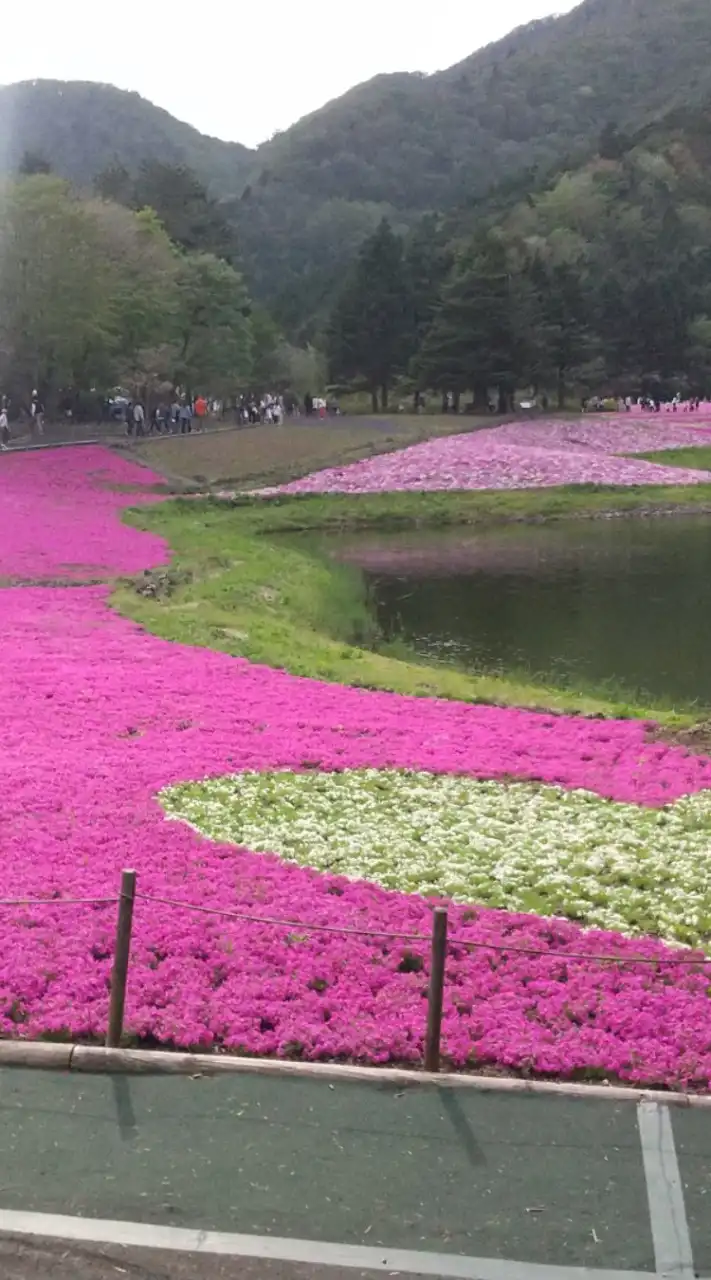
[106,869,137,1048]
[424,906,448,1073]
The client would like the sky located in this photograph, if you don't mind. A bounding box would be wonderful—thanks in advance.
[0,0,580,148]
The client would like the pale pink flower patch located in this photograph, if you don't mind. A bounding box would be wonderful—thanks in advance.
[266,416,711,495]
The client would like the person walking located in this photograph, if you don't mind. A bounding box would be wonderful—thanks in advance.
[0,406,10,450]
[132,401,146,436]
[30,390,44,437]
[194,394,208,431]
[179,400,193,434]
[151,404,165,434]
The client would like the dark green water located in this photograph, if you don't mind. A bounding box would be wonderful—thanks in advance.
[332,517,711,706]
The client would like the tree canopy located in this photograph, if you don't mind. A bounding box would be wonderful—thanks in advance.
[0,176,254,408]
[327,220,409,410]
[96,160,242,266]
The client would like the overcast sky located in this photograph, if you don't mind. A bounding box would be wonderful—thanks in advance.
[0,0,579,148]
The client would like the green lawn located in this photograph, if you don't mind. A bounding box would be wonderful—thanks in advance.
[116,484,711,727]
[635,446,711,470]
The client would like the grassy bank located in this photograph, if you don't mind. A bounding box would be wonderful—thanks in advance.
[636,445,711,470]
[116,484,711,726]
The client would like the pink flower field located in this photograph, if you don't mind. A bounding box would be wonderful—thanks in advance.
[0,448,167,578]
[3,442,711,1086]
[267,415,711,495]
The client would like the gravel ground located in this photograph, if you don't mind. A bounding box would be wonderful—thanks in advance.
[0,1238,410,1280]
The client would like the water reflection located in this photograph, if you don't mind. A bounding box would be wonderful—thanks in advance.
[328,518,711,705]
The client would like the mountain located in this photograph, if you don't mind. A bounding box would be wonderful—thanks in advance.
[0,80,252,195]
[232,0,711,331]
[255,0,711,211]
[2,0,711,332]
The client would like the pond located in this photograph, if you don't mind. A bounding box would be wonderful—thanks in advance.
[328,516,711,707]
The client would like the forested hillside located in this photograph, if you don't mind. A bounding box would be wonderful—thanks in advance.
[326,96,711,409]
[2,0,711,343]
[0,81,252,194]
[2,95,711,413]
[256,0,711,210]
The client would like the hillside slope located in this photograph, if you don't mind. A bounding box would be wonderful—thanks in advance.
[2,0,711,331]
[0,81,252,195]
[256,0,711,209]
[4,0,711,211]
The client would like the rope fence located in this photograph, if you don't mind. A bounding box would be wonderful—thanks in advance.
[3,868,711,1071]
[0,896,117,907]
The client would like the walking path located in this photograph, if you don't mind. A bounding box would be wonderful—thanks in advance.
[0,1068,709,1278]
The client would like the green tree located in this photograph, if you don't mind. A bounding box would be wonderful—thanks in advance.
[0,176,116,407]
[93,162,134,205]
[134,161,241,265]
[402,214,453,387]
[173,252,252,394]
[249,307,285,390]
[417,234,527,410]
[524,256,594,406]
[591,198,700,389]
[96,161,241,266]
[327,219,408,410]
[687,316,711,390]
[277,342,327,400]
[88,201,179,390]
[0,175,258,410]
[598,122,629,162]
[466,124,711,398]
[18,150,52,176]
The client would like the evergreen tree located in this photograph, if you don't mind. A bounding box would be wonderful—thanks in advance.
[402,214,453,375]
[524,256,594,407]
[327,219,408,410]
[417,235,526,410]
[18,150,52,176]
[96,161,240,266]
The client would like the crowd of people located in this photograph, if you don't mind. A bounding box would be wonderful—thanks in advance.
[0,386,341,447]
[0,391,44,449]
[583,394,706,413]
[236,393,286,424]
[116,390,336,434]
[235,392,332,423]
[115,394,211,436]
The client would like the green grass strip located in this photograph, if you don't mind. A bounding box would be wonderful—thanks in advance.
[634,446,711,469]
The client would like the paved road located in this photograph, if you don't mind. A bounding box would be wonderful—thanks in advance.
[0,1068,708,1278]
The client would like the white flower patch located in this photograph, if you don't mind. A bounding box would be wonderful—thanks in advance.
[160,770,711,948]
